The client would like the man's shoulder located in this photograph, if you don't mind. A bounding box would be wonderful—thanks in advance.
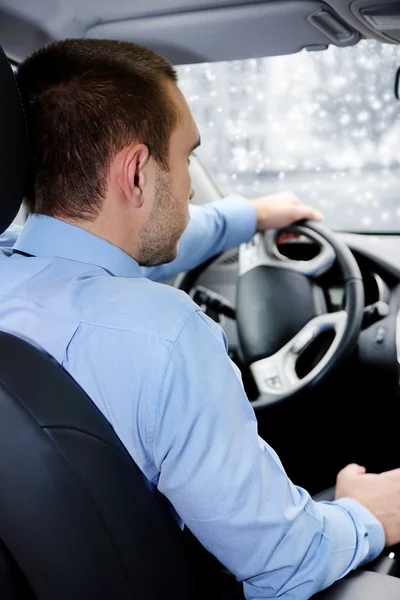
[75,274,199,342]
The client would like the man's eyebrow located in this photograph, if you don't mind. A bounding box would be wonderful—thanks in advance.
[189,137,201,153]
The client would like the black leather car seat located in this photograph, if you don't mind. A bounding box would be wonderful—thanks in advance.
[0,330,206,600]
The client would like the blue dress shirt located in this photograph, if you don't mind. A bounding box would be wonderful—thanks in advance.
[0,196,384,599]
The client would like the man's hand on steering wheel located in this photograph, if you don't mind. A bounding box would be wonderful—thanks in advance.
[249,191,324,231]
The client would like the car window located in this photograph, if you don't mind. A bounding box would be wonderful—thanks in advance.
[177,40,400,233]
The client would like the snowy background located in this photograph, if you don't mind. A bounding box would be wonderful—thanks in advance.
[177,40,400,232]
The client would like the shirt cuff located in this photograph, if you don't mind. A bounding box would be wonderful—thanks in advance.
[211,195,257,249]
[335,498,385,564]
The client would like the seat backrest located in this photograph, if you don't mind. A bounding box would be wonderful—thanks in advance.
[0,45,205,600]
[0,538,34,599]
[0,46,28,231]
[0,330,203,600]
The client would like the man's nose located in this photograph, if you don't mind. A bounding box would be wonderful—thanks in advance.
[189,188,195,201]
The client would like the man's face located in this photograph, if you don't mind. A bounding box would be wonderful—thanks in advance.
[137,80,200,267]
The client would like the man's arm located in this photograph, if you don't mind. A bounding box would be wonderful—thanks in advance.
[142,196,257,282]
[0,193,321,280]
[152,309,384,599]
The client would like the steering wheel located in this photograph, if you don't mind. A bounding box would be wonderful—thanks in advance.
[176,220,364,410]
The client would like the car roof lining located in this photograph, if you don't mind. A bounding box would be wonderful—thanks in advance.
[1,0,400,63]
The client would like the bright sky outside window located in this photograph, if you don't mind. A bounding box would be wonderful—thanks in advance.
[178,40,400,232]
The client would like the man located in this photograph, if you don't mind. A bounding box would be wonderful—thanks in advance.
[2,38,400,599]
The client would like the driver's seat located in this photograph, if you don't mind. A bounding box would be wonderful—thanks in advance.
[0,330,206,600]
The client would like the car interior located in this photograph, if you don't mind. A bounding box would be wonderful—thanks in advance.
[3,0,400,598]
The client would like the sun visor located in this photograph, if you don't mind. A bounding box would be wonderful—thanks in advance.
[85,1,360,65]
[352,0,400,43]
[0,9,52,63]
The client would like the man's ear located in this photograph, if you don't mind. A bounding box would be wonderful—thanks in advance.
[119,144,151,207]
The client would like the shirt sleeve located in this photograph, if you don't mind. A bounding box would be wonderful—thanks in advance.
[152,310,384,599]
[142,195,257,282]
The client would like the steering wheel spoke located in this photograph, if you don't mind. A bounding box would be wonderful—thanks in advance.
[250,311,347,398]
[239,226,336,278]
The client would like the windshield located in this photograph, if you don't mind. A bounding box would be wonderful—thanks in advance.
[177,40,400,233]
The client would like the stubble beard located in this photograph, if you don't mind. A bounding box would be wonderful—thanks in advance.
[137,168,187,267]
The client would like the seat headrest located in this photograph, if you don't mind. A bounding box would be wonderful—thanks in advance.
[0,46,29,233]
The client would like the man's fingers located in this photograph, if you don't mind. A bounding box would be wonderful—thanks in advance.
[339,463,366,477]
[293,204,324,222]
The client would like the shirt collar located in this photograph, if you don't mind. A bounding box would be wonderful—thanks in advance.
[14,214,142,278]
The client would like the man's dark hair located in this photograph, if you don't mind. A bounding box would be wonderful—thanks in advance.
[17,38,178,220]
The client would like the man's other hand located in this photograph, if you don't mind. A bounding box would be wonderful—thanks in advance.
[335,463,400,547]
[250,191,324,231]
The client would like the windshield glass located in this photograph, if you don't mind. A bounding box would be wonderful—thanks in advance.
[177,40,400,233]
